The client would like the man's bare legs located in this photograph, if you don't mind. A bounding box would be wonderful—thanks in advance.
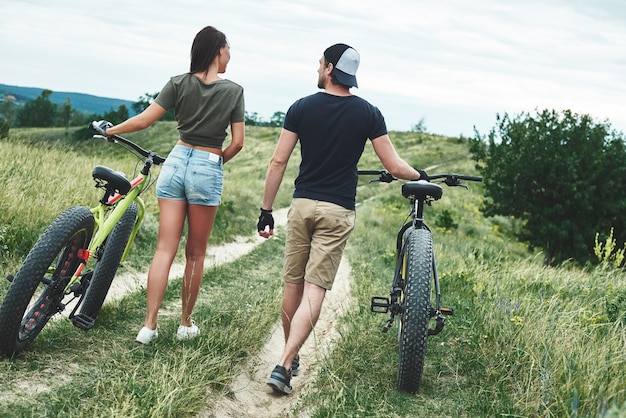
[278,281,326,371]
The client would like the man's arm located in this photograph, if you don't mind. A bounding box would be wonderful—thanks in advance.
[371,134,422,180]
[262,128,298,209]
[258,128,298,238]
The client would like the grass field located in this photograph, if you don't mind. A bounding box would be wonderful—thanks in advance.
[0,123,624,417]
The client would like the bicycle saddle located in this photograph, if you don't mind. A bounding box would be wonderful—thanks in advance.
[402,180,443,200]
[92,165,132,195]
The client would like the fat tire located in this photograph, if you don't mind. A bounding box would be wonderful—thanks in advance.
[0,206,94,356]
[397,227,433,393]
[78,202,138,320]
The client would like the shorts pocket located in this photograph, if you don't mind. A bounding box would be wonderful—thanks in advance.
[156,163,178,196]
[190,166,223,200]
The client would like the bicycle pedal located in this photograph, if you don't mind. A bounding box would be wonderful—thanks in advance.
[72,314,96,331]
[6,274,14,282]
[440,307,454,316]
[371,296,390,313]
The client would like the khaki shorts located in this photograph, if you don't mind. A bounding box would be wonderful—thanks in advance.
[283,198,356,290]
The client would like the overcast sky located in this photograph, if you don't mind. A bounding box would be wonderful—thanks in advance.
[1,0,624,137]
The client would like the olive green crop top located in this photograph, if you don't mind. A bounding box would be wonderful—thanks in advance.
[155,73,245,149]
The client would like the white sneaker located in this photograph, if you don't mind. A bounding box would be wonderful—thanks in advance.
[177,320,200,340]
[136,326,158,345]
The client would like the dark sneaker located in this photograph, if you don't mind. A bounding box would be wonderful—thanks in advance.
[291,356,300,377]
[267,365,292,394]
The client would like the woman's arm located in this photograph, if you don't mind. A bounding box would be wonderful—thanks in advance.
[105,102,168,136]
[222,121,244,163]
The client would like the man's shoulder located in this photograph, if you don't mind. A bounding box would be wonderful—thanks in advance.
[293,92,323,104]
[291,92,374,106]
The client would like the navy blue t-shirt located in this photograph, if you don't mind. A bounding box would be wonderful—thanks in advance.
[283,92,387,210]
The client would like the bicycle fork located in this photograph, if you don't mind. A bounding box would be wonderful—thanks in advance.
[370,244,453,335]
[428,251,454,335]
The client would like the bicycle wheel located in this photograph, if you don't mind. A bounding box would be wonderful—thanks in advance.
[0,206,94,356]
[397,227,433,393]
[78,202,138,321]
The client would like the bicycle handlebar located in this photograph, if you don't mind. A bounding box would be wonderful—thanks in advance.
[89,122,166,165]
[428,173,482,182]
[358,169,482,186]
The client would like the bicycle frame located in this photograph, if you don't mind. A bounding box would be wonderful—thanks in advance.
[398,197,445,333]
[59,173,147,296]
[380,196,444,334]
[364,171,480,332]
[59,131,165,296]
[90,177,147,263]
[0,128,166,355]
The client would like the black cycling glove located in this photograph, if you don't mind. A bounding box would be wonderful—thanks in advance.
[415,168,429,181]
[257,208,274,232]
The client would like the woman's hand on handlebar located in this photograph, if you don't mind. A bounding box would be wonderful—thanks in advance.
[90,120,113,137]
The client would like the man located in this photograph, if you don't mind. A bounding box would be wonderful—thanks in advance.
[257,43,427,395]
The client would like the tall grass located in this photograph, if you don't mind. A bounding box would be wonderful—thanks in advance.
[299,146,626,417]
[0,126,624,417]
[0,123,293,284]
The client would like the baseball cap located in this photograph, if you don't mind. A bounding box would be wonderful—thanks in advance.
[324,43,360,88]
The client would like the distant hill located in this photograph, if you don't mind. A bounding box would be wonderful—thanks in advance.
[0,83,136,116]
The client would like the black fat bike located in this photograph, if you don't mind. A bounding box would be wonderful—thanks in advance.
[358,170,482,393]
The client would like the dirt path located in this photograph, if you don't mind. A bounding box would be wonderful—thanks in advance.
[107,208,289,301]
[200,257,353,418]
[107,208,355,417]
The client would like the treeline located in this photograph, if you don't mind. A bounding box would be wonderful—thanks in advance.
[8,88,625,267]
[471,109,626,266]
[0,89,285,138]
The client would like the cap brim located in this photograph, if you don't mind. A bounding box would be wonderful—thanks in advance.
[334,69,358,88]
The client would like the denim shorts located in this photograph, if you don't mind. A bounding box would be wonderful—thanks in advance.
[156,144,223,206]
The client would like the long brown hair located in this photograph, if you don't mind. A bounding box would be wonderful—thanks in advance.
[189,26,228,75]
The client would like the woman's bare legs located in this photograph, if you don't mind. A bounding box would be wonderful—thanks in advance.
[143,199,187,330]
[180,204,218,326]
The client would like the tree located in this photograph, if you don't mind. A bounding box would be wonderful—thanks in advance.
[0,97,18,126]
[269,111,285,127]
[131,92,157,115]
[0,119,9,139]
[411,118,427,133]
[103,104,129,124]
[245,111,262,126]
[471,109,626,265]
[56,98,73,134]
[132,92,175,121]
[17,89,56,127]
[0,97,17,138]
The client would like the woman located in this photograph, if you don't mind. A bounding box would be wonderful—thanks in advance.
[96,26,245,344]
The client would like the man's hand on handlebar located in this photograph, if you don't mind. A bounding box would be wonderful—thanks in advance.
[90,120,113,137]
[415,168,429,182]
